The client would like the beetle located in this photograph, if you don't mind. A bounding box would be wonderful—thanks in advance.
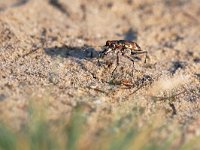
[100,40,148,76]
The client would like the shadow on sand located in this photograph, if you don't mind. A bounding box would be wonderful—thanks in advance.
[44,45,101,79]
[123,28,137,41]
[44,45,100,59]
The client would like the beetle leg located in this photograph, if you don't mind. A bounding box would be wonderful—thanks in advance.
[122,54,135,77]
[111,51,120,77]
[131,51,148,63]
[99,48,108,58]
[98,47,112,66]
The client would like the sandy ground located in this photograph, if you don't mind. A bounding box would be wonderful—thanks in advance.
[1,0,200,144]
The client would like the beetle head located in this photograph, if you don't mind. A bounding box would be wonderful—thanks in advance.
[105,40,116,48]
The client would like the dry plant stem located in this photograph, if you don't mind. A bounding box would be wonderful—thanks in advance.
[85,86,109,95]
[122,84,145,101]
[152,90,187,101]
[152,90,188,116]
[21,47,41,58]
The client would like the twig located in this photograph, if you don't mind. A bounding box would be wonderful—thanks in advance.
[85,86,109,95]
[152,90,187,101]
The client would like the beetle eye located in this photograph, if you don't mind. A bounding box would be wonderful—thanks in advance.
[135,43,141,50]
[106,41,111,46]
